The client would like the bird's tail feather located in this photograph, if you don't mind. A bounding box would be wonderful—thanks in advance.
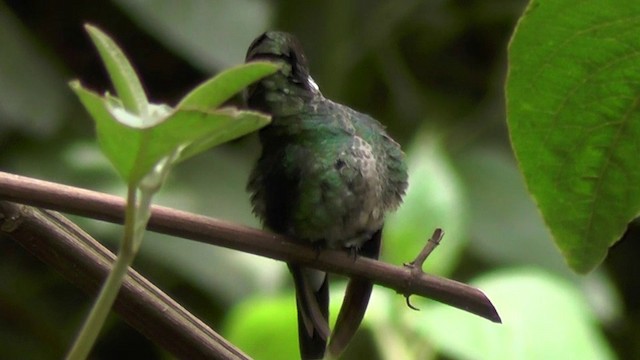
[328,228,383,358]
[289,264,330,360]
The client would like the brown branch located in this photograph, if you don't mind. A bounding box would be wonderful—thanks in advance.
[0,171,501,323]
[0,201,249,360]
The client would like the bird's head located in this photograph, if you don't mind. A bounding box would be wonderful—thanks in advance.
[245,31,320,99]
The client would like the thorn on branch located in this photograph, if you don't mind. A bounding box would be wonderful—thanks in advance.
[405,296,420,311]
[403,228,444,311]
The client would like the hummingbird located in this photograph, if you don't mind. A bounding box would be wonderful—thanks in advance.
[245,31,408,360]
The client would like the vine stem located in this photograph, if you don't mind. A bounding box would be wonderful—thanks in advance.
[65,186,139,360]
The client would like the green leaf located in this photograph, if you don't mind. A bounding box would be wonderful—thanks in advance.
[178,62,279,110]
[70,81,139,181]
[131,105,269,183]
[70,81,270,184]
[506,0,640,272]
[85,24,149,116]
[384,131,468,276]
[175,108,269,163]
[412,269,615,360]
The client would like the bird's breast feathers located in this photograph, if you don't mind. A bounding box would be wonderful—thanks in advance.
[251,99,406,249]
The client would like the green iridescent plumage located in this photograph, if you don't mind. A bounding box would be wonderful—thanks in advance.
[245,31,408,360]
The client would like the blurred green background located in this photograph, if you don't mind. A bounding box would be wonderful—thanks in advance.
[1,1,638,359]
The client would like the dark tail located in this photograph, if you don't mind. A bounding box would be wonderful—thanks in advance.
[328,228,383,358]
[289,264,330,360]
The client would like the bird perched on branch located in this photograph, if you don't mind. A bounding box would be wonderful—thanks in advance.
[245,31,408,360]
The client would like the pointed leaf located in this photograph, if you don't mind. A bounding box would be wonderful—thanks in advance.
[72,84,270,185]
[178,62,278,110]
[176,109,270,163]
[126,107,268,183]
[85,24,149,116]
[507,0,640,272]
[69,80,141,181]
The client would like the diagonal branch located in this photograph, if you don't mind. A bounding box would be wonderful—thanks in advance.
[0,201,249,360]
[0,171,501,323]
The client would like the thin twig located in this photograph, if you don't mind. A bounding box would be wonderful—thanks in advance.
[0,201,249,360]
[0,171,501,323]
[403,229,445,310]
[410,228,444,268]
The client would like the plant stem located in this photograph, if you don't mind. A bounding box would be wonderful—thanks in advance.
[65,186,138,360]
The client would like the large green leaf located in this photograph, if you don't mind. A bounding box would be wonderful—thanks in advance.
[507,0,640,272]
